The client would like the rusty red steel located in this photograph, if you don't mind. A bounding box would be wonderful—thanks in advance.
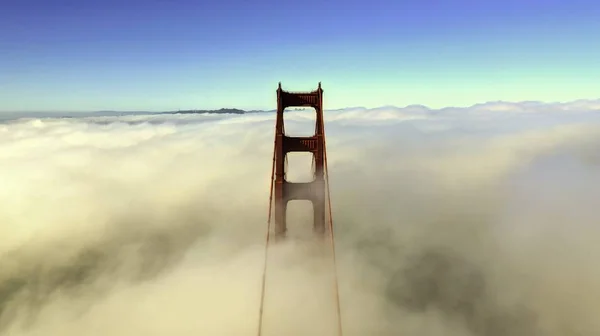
[273,82,326,238]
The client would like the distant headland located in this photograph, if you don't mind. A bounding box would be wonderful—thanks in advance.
[0,108,272,121]
[161,108,246,115]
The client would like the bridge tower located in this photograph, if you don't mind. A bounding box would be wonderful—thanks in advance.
[273,82,326,238]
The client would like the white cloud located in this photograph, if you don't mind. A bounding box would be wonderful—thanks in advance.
[1,100,600,335]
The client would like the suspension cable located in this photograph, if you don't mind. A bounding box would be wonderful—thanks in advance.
[322,121,344,336]
[256,130,277,336]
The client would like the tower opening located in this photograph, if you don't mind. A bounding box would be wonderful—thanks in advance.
[285,200,314,239]
[285,152,315,183]
[283,107,317,137]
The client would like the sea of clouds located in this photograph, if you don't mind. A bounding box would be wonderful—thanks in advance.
[1,100,600,336]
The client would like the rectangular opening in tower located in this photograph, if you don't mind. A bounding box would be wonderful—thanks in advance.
[286,200,314,239]
[283,107,317,137]
[285,152,315,183]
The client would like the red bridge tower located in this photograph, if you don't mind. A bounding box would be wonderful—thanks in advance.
[259,83,342,336]
[273,82,326,238]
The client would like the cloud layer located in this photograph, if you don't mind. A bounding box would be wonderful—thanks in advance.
[1,100,600,335]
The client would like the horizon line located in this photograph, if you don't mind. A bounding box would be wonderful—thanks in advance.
[1,98,600,114]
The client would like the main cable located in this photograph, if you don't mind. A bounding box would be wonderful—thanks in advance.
[256,131,277,336]
[322,122,344,336]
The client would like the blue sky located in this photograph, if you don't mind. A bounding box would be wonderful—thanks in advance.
[1,0,599,112]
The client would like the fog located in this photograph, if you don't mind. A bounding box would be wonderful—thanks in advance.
[1,100,600,335]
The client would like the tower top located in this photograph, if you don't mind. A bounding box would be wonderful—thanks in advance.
[277,82,322,95]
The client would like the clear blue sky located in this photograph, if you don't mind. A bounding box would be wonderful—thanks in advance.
[1,0,599,112]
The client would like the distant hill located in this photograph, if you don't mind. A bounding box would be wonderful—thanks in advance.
[159,108,245,115]
[0,108,266,121]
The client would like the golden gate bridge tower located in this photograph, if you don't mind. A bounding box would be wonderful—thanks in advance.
[273,82,326,238]
[257,82,343,336]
